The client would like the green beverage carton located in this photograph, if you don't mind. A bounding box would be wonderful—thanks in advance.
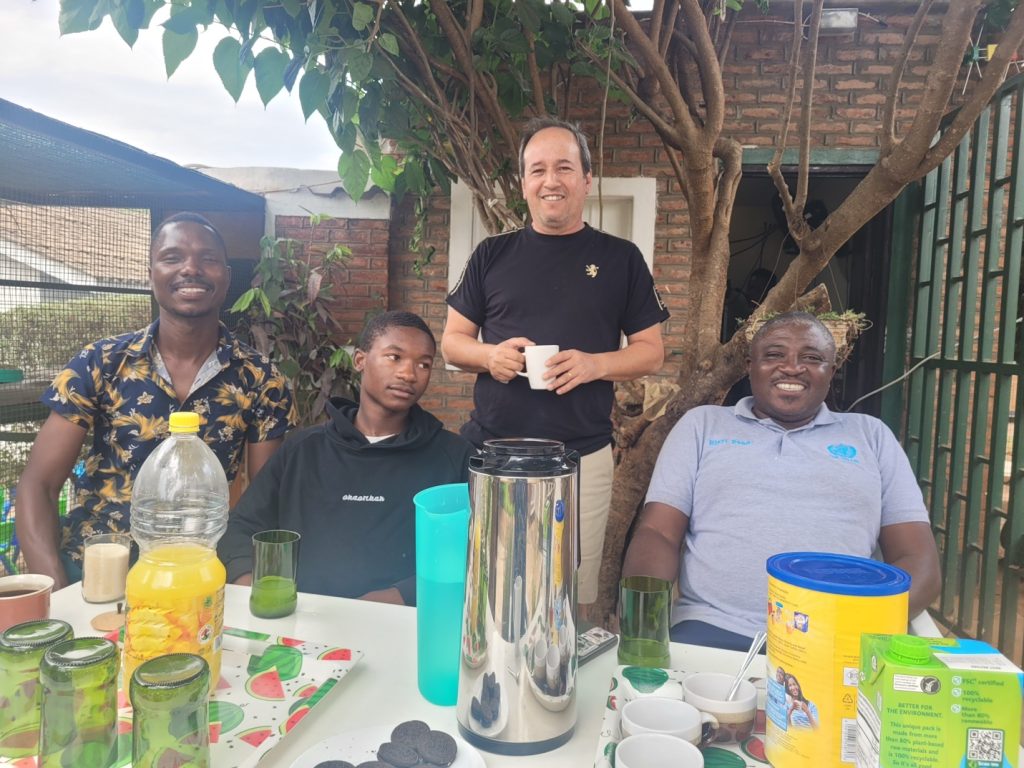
[856,634,1023,768]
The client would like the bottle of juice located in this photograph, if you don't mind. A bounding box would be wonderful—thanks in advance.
[124,411,229,695]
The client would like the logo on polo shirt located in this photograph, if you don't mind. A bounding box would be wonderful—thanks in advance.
[827,444,858,462]
[585,264,599,278]
[707,438,752,447]
[342,494,386,502]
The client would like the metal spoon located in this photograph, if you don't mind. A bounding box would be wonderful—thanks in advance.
[727,630,767,701]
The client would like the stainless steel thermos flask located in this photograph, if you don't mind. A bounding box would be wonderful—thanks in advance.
[456,438,579,755]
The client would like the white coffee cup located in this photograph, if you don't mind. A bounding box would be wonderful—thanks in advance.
[682,671,758,744]
[516,345,559,390]
[620,697,718,746]
[615,733,704,768]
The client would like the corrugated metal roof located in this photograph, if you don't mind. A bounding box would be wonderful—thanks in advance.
[0,203,150,287]
[0,99,264,212]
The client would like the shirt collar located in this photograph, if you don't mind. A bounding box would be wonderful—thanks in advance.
[125,318,238,364]
[733,396,838,431]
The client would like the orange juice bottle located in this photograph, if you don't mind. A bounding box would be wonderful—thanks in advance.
[124,412,228,695]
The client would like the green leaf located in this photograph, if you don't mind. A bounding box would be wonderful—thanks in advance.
[370,154,398,193]
[163,5,211,34]
[299,68,329,120]
[163,27,198,78]
[338,123,357,155]
[378,32,399,57]
[726,0,743,10]
[338,149,371,201]
[351,3,374,31]
[347,48,373,83]
[280,0,303,16]
[213,37,251,102]
[279,359,301,379]
[108,0,147,45]
[254,47,289,106]
[59,0,106,34]
[400,160,426,196]
[230,288,256,313]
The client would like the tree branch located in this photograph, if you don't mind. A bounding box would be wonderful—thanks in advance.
[578,43,679,140]
[678,0,725,140]
[794,0,824,217]
[768,0,804,235]
[608,0,702,146]
[882,0,936,154]
[917,3,1024,175]
[886,0,984,173]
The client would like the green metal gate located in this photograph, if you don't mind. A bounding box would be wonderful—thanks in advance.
[899,74,1024,661]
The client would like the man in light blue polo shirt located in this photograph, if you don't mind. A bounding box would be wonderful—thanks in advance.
[622,311,941,651]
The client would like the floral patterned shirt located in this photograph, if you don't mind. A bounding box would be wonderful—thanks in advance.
[43,320,296,563]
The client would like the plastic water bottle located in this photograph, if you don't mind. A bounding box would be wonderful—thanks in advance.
[124,412,229,694]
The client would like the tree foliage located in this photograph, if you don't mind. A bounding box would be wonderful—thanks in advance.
[230,230,358,426]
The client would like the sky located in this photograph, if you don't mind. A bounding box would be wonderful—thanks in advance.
[0,2,343,171]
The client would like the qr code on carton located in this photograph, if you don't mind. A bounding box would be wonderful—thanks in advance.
[966,728,1004,763]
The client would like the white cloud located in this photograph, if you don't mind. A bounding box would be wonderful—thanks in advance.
[0,1,343,170]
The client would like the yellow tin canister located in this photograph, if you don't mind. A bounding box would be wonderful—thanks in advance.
[765,552,909,768]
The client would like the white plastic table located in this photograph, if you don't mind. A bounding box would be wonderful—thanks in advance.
[50,583,757,767]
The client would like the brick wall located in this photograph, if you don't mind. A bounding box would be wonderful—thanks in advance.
[274,214,390,345]
[357,5,945,431]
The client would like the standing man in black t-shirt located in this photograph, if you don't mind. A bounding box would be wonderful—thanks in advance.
[442,116,670,609]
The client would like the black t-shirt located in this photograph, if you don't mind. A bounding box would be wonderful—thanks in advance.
[447,225,669,454]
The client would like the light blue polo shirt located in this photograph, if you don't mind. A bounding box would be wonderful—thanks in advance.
[645,398,928,638]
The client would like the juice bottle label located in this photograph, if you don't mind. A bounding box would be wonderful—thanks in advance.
[123,586,224,686]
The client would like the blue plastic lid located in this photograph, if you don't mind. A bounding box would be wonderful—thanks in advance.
[767,552,910,596]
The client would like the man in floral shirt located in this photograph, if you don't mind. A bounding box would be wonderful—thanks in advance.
[16,213,296,587]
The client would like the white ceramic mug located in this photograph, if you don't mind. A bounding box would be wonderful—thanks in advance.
[620,697,718,746]
[516,345,559,390]
[682,671,758,744]
[615,733,704,768]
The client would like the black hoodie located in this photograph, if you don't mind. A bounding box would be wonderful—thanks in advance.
[218,399,473,604]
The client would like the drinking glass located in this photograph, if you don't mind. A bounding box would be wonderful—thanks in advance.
[39,637,119,768]
[0,619,73,758]
[82,533,132,603]
[617,575,672,668]
[130,653,210,768]
[249,530,300,619]
[413,482,470,705]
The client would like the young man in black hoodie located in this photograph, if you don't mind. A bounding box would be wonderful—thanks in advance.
[218,311,473,605]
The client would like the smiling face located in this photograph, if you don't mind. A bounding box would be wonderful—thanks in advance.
[149,221,230,321]
[520,126,592,236]
[354,325,435,417]
[747,320,836,429]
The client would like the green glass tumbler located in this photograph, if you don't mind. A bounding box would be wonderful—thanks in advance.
[617,575,672,668]
[39,636,119,768]
[0,619,73,758]
[249,529,300,619]
[130,653,210,768]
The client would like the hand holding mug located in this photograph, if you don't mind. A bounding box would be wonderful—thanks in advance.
[544,348,603,394]
[486,337,533,383]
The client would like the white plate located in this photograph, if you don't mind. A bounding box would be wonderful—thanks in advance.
[288,724,485,768]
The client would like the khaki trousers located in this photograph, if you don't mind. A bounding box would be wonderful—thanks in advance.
[577,444,614,605]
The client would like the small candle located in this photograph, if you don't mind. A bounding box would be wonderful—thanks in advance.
[82,537,131,603]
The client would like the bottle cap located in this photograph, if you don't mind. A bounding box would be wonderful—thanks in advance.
[169,412,201,434]
[887,635,932,665]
